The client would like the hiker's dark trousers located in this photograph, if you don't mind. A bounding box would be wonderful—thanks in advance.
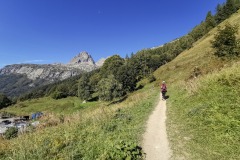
[162,91,166,99]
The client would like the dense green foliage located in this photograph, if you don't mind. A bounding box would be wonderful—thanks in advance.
[0,93,11,109]
[97,75,124,101]
[18,74,81,101]
[78,73,92,100]
[100,55,125,78]
[51,91,68,100]
[215,0,240,23]
[211,22,240,57]
[4,127,18,140]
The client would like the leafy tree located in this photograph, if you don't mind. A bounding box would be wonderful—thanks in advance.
[100,55,124,78]
[78,73,92,101]
[116,65,138,92]
[50,83,69,99]
[0,93,12,109]
[211,23,240,57]
[97,75,124,101]
[89,72,101,92]
[68,83,78,97]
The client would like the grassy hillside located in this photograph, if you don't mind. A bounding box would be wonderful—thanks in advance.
[154,10,240,83]
[154,10,240,159]
[167,63,240,159]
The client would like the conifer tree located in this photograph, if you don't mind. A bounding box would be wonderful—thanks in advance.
[224,0,237,17]
[205,11,216,31]
[215,4,225,23]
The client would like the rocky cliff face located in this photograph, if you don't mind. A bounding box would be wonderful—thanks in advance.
[0,51,105,97]
[69,51,95,65]
[0,64,82,81]
[0,52,102,81]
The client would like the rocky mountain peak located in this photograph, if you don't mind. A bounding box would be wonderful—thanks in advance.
[69,51,95,65]
[0,51,105,98]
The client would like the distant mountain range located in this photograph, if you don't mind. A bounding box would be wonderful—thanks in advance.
[0,51,105,98]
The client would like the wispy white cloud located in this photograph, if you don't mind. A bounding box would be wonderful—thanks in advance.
[19,60,46,63]
[0,60,47,69]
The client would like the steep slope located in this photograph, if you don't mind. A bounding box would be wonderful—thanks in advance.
[154,10,240,83]
[153,10,240,160]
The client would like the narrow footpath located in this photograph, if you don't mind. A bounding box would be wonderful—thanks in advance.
[142,94,172,160]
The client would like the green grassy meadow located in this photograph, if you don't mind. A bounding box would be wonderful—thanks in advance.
[0,84,159,159]
[1,97,101,116]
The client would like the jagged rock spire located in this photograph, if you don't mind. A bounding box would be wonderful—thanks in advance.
[68,51,95,65]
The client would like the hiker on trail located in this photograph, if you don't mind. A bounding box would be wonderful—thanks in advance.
[161,81,167,100]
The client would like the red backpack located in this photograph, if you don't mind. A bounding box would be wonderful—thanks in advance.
[161,84,167,92]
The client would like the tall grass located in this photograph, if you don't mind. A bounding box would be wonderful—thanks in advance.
[167,63,240,160]
[0,84,159,160]
[1,97,100,116]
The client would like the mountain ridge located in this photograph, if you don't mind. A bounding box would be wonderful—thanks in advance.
[0,51,105,97]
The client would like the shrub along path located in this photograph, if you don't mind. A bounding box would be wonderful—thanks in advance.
[142,93,172,160]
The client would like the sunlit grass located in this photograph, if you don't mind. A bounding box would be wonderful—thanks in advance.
[0,83,159,159]
[167,62,240,160]
[1,96,101,116]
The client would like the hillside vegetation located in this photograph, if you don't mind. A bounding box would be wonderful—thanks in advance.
[1,1,240,159]
[0,84,159,159]
[167,63,240,159]
[154,9,240,159]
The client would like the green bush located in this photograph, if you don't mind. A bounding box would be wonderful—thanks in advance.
[211,23,240,57]
[107,141,144,160]
[4,127,18,140]
[51,91,67,99]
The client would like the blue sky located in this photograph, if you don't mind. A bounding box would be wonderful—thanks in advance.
[0,0,226,68]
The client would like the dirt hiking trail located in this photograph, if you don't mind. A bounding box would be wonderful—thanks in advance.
[142,94,172,160]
